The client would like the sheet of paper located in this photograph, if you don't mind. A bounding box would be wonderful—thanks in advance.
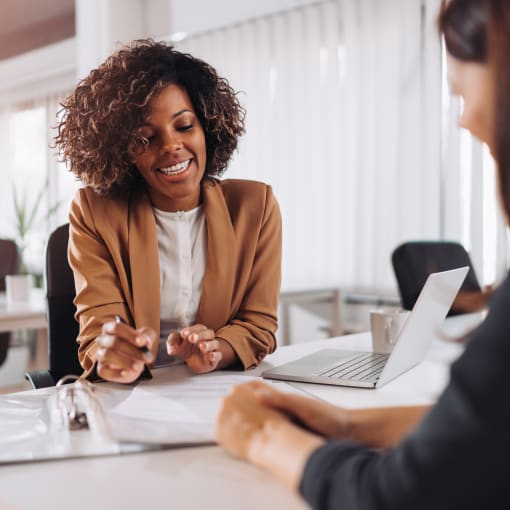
[111,388,203,423]
[99,366,259,444]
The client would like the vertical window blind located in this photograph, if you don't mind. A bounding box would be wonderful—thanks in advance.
[177,0,508,291]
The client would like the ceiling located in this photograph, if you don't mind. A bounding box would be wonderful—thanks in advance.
[0,0,75,61]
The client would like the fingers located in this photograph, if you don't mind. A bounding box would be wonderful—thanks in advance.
[97,359,145,383]
[96,344,144,369]
[224,380,272,401]
[166,325,215,355]
[181,325,215,344]
[198,339,221,353]
[186,349,223,374]
[255,383,323,416]
[96,332,148,363]
[207,350,222,365]
[250,383,348,437]
[101,320,152,350]
[259,388,307,409]
[137,327,157,349]
[227,381,313,419]
[166,332,183,355]
[95,320,156,383]
[165,324,225,374]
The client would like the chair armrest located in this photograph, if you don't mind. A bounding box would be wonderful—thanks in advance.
[25,370,57,389]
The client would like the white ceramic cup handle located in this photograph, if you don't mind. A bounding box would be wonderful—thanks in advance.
[384,317,398,345]
[384,318,393,345]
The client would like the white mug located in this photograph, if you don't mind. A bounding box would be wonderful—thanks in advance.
[5,274,33,304]
[370,308,410,354]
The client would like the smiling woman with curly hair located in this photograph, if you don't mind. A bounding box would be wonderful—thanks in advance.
[55,39,281,384]
[56,39,245,196]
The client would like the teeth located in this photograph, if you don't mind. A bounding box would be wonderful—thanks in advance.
[159,159,191,175]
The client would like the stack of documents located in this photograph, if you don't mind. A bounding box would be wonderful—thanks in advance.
[97,366,259,445]
[0,366,258,464]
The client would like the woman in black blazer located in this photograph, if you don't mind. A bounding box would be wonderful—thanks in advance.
[215,0,510,508]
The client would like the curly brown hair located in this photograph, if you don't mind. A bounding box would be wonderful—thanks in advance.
[54,39,246,196]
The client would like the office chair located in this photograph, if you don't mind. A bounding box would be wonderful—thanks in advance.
[391,240,482,316]
[25,224,82,388]
[0,239,21,366]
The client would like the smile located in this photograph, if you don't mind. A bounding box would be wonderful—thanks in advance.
[158,159,191,175]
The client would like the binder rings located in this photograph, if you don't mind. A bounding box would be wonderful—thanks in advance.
[0,375,166,465]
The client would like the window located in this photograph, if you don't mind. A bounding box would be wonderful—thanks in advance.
[0,96,78,276]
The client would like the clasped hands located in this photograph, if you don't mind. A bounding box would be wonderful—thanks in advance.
[215,381,340,489]
[215,381,429,488]
[96,320,228,383]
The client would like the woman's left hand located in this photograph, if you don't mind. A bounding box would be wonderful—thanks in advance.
[167,324,236,373]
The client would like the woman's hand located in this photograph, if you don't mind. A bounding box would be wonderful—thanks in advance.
[167,324,236,373]
[215,380,288,459]
[452,285,494,313]
[254,382,351,439]
[215,380,324,490]
[259,381,430,448]
[218,380,429,450]
[95,320,156,383]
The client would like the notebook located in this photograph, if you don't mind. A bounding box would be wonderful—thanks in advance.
[263,266,469,388]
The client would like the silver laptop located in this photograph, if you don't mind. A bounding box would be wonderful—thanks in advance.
[263,266,469,388]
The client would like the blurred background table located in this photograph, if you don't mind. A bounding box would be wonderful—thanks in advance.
[0,288,47,392]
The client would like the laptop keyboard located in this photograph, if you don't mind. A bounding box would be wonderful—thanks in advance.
[316,352,389,382]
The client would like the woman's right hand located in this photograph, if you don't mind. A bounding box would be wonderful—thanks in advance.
[255,382,351,439]
[258,382,430,448]
[95,320,156,383]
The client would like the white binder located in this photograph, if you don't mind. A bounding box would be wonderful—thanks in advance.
[0,375,165,465]
[0,367,257,465]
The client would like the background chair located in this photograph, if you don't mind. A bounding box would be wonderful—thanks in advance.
[25,223,81,388]
[391,240,483,316]
[0,239,20,366]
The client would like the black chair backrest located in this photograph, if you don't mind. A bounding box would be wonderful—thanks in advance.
[46,224,82,380]
[0,239,20,291]
[391,241,481,316]
[0,239,20,366]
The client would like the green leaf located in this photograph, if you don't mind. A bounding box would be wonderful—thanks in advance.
[11,178,62,272]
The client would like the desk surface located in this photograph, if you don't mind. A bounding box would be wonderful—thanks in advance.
[0,289,46,333]
[0,317,474,510]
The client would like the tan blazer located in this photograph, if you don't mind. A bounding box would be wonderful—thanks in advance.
[68,178,282,378]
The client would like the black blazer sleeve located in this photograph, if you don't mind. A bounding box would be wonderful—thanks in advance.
[300,273,510,510]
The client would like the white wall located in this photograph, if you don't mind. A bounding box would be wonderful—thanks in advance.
[0,0,321,101]
[0,39,75,106]
[75,0,322,77]
[168,0,320,37]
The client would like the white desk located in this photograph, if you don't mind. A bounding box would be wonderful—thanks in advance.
[0,320,472,510]
[0,289,46,333]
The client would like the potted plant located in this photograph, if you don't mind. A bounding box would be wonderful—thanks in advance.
[7,179,60,302]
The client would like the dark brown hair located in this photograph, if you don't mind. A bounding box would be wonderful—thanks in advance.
[439,0,488,62]
[54,39,245,197]
[439,0,510,222]
[489,0,510,224]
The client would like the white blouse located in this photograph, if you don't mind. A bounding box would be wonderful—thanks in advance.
[153,205,208,367]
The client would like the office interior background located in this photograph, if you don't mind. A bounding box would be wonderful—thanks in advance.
[1,0,508,346]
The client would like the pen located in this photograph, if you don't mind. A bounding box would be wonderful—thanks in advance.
[114,315,154,362]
